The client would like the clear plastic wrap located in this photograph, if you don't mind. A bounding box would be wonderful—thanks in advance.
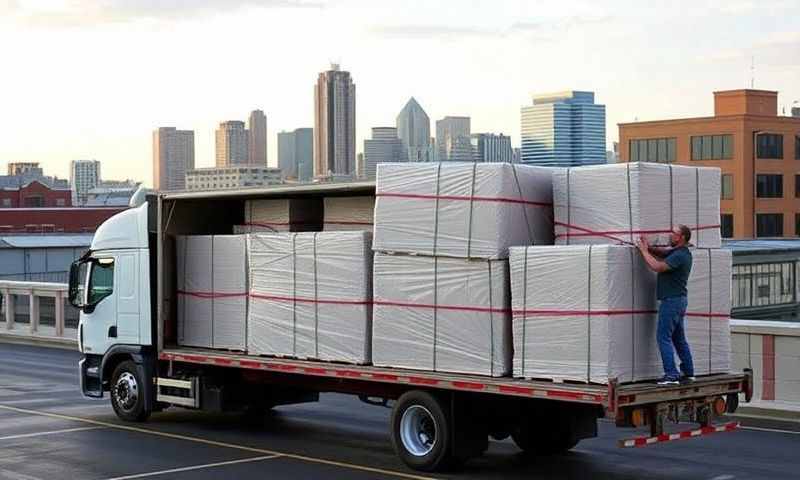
[373,162,556,259]
[247,231,372,364]
[176,235,247,350]
[687,248,732,375]
[372,252,511,377]
[510,245,660,384]
[553,163,721,248]
[510,245,732,384]
[323,196,375,232]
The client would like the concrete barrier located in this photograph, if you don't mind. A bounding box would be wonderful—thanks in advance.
[0,280,77,348]
[731,319,800,419]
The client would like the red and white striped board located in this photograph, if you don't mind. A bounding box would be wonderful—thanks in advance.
[619,422,740,448]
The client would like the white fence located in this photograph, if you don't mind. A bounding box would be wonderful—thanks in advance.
[0,280,77,346]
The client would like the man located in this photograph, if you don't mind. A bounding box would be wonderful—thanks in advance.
[637,225,694,386]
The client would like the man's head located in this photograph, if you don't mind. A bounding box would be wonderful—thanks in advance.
[670,224,691,247]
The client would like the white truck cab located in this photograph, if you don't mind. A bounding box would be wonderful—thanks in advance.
[70,192,156,418]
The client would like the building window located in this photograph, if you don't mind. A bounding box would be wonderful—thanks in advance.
[796,175,800,198]
[797,213,800,236]
[756,213,783,237]
[629,138,676,163]
[721,214,734,238]
[721,174,733,200]
[757,134,783,159]
[56,198,65,206]
[691,135,733,160]
[756,174,782,198]
[23,195,44,208]
[796,135,800,160]
[1,198,10,207]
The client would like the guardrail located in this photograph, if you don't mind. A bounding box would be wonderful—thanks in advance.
[0,280,77,347]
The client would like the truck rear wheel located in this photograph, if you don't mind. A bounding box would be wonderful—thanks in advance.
[110,360,151,422]
[512,418,578,455]
[391,391,453,472]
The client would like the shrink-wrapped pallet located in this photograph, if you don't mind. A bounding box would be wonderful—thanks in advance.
[176,235,247,350]
[247,231,372,364]
[323,196,375,232]
[373,162,556,259]
[510,245,662,383]
[372,253,511,376]
[239,198,322,233]
[687,249,732,375]
[553,163,721,248]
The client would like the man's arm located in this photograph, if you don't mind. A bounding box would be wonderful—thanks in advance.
[649,246,673,258]
[637,237,671,273]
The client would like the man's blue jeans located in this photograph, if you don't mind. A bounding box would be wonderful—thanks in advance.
[657,296,694,381]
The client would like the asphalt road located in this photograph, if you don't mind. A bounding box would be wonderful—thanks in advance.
[0,342,798,480]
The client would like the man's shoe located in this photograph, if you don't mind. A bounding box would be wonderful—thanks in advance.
[656,377,680,386]
[680,376,696,384]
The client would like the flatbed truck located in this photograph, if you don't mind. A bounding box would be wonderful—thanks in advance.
[70,183,752,472]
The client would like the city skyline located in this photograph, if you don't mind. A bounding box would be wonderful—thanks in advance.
[1,1,798,185]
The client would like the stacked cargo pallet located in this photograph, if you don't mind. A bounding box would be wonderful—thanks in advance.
[246,231,373,364]
[371,162,557,377]
[510,162,730,384]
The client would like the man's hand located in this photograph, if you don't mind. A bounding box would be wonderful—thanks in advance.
[637,235,649,252]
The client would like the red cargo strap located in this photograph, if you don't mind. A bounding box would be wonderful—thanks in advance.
[249,293,371,306]
[554,221,721,245]
[176,290,247,299]
[373,299,512,314]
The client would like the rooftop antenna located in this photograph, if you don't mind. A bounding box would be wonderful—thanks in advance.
[750,56,755,88]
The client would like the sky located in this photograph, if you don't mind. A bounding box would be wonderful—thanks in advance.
[1,0,798,186]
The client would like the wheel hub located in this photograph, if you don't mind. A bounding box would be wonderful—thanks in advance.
[400,405,437,457]
[114,372,139,411]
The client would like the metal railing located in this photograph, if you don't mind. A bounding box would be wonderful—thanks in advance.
[0,280,77,346]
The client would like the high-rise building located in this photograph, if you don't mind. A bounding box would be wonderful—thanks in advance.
[7,162,43,176]
[314,64,356,178]
[216,120,249,167]
[792,106,800,118]
[278,128,313,182]
[619,89,800,239]
[70,159,101,204]
[396,97,430,162]
[512,147,521,164]
[248,110,267,165]
[436,116,472,162]
[153,127,194,191]
[363,127,405,179]
[520,90,606,167]
[470,133,513,163]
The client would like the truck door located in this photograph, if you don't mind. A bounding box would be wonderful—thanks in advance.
[80,256,117,355]
[115,251,141,345]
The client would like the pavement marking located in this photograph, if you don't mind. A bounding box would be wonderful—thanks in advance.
[0,404,436,480]
[101,455,282,480]
[0,426,105,441]
[741,425,800,435]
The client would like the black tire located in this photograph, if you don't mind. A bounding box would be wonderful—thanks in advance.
[110,360,151,422]
[391,391,453,472]
[512,421,578,456]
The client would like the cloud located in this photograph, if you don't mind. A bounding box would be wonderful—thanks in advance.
[371,14,609,41]
[4,0,325,27]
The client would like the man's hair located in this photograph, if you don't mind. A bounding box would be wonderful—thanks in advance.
[678,224,691,243]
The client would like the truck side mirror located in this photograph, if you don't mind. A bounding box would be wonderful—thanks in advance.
[68,260,87,309]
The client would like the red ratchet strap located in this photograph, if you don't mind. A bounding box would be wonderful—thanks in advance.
[513,309,729,319]
[373,300,511,315]
[554,222,721,245]
[323,220,374,226]
[176,290,247,299]
[249,293,371,306]
[376,192,552,207]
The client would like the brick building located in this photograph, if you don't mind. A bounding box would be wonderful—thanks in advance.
[0,179,72,208]
[0,207,125,233]
[619,89,800,239]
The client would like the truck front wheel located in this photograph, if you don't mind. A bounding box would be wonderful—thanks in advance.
[110,360,151,422]
[391,391,453,472]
